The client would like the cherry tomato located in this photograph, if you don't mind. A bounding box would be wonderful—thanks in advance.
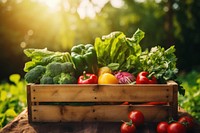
[128,110,144,127]
[167,122,186,133]
[178,116,195,130]
[156,121,169,133]
[120,121,136,133]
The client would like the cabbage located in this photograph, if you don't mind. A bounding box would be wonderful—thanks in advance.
[114,71,135,84]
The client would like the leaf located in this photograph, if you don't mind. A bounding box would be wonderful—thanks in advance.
[110,33,125,62]
[9,74,21,84]
[128,28,145,45]
[24,48,52,58]
[0,114,6,128]
[94,29,143,72]
[107,63,120,71]
[5,109,17,117]
[0,91,7,101]
[10,85,18,95]
[24,61,36,72]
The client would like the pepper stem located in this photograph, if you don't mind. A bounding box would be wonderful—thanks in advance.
[147,71,155,79]
[83,71,89,80]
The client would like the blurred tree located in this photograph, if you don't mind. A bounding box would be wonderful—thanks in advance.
[173,0,200,71]
[103,0,167,48]
[0,0,200,81]
[0,0,109,80]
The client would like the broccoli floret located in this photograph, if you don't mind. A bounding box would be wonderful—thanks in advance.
[45,62,62,77]
[40,75,54,84]
[60,62,76,77]
[53,75,60,84]
[26,62,76,84]
[58,73,77,84]
[45,62,75,77]
[25,65,46,83]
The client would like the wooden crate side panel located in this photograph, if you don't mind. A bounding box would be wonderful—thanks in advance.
[166,81,178,119]
[27,84,32,123]
[30,85,173,102]
[171,83,178,119]
[31,105,170,122]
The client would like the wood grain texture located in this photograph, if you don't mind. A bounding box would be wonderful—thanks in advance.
[31,105,170,122]
[30,84,173,102]
[27,81,178,123]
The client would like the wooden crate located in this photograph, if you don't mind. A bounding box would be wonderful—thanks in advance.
[27,81,178,123]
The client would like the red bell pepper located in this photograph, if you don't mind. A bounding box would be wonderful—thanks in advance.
[142,102,167,105]
[121,101,129,105]
[78,71,98,84]
[136,71,157,84]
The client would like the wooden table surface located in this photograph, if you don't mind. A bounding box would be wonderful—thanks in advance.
[0,107,199,133]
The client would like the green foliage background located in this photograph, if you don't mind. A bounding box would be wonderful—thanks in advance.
[0,74,26,128]
[178,71,200,122]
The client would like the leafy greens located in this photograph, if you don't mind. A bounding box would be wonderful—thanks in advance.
[94,29,185,95]
[94,29,144,72]
[23,48,73,72]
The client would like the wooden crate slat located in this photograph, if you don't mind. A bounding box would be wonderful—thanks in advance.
[30,84,173,102]
[30,85,98,102]
[31,105,170,122]
[97,85,173,102]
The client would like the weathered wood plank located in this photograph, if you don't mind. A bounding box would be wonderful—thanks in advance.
[30,84,173,102]
[31,105,170,122]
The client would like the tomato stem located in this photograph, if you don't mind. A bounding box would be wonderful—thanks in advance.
[121,120,133,126]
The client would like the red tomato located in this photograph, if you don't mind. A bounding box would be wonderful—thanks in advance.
[167,122,186,133]
[178,116,195,130]
[128,110,144,127]
[156,121,169,133]
[120,122,136,133]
